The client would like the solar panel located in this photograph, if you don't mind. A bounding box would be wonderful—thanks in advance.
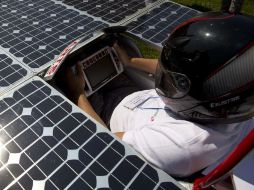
[0,0,108,73]
[127,1,199,47]
[55,0,160,24]
[0,76,184,190]
[0,49,31,96]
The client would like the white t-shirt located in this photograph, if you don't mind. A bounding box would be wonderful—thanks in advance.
[110,90,254,177]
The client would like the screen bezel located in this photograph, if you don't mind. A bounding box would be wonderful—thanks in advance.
[81,47,119,91]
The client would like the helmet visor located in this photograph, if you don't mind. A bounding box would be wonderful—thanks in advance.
[155,63,191,99]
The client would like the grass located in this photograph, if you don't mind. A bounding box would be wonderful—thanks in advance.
[136,0,254,58]
[173,0,254,16]
[131,37,161,59]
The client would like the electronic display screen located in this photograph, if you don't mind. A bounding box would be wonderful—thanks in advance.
[84,54,117,89]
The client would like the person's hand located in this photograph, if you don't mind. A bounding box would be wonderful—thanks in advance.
[113,43,132,67]
[63,62,86,103]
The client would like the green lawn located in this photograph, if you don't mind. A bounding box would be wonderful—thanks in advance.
[173,0,254,16]
[136,0,254,58]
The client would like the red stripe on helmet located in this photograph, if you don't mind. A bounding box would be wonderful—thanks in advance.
[207,40,254,79]
[171,14,235,35]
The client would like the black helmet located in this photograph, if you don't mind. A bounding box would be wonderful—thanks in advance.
[155,12,254,124]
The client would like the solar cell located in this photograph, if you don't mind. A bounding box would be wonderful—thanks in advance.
[0,49,31,96]
[0,76,185,190]
[55,0,159,23]
[127,1,199,47]
[0,0,108,72]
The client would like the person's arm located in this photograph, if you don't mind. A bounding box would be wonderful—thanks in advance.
[129,58,158,75]
[114,132,124,139]
[63,63,106,127]
[77,94,106,126]
[78,93,124,138]
[114,44,158,74]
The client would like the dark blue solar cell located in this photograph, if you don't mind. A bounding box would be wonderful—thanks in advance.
[0,169,15,189]
[83,119,96,132]
[68,178,93,190]
[142,165,159,182]
[51,95,65,104]
[0,80,9,87]
[15,129,38,149]
[18,83,36,96]
[30,122,43,136]
[8,39,22,46]
[157,182,182,190]
[50,164,77,189]
[37,98,57,114]
[151,33,168,43]
[81,169,97,188]
[47,107,68,124]
[8,165,24,178]
[0,130,11,144]
[126,155,145,169]
[43,136,58,148]
[142,29,158,39]
[6,141,21,153]
[5,118,27,138]
[70,126,93,146]
[0,148,9,163]
[109,175,125,190]
[54,127,66,141]
[54,144,68,160]
[25,140,50,161]
[62,137,79,149]
[0,100,8,113]
[31,107,43,120]
[41,86,52,96]
[0,66,14,78]
[82,135,107,158]
[0,109,17,126]
[3,97,16,106]
[67,160,86,174]
[61,102,73,113]
[5,72,23,84]
[79,149,93,166]
[97,147,122,171]
[97,133,114,144]
[28,166,46,180]
[132,25,149,34]
[44,181,58,190]
[112,159,138,185]
[37,151,63,175]
[27,90,46,104]
[90,161,108,176]
[6,181,23,190]
[19,175,33,190]
[129,173,156,190]
[110,141,125,156]
[58,115,80,134]
[21,115,36,126]
[18,99,32,108]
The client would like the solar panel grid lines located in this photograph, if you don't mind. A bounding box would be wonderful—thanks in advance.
[52,0,114,26]
[126,0,199,47]
[3,0,104,57]
[54,0,161,24]
[0,49,32,96]
[0,0,108,73]
[0,76,184,190]
[0,80,95,189]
